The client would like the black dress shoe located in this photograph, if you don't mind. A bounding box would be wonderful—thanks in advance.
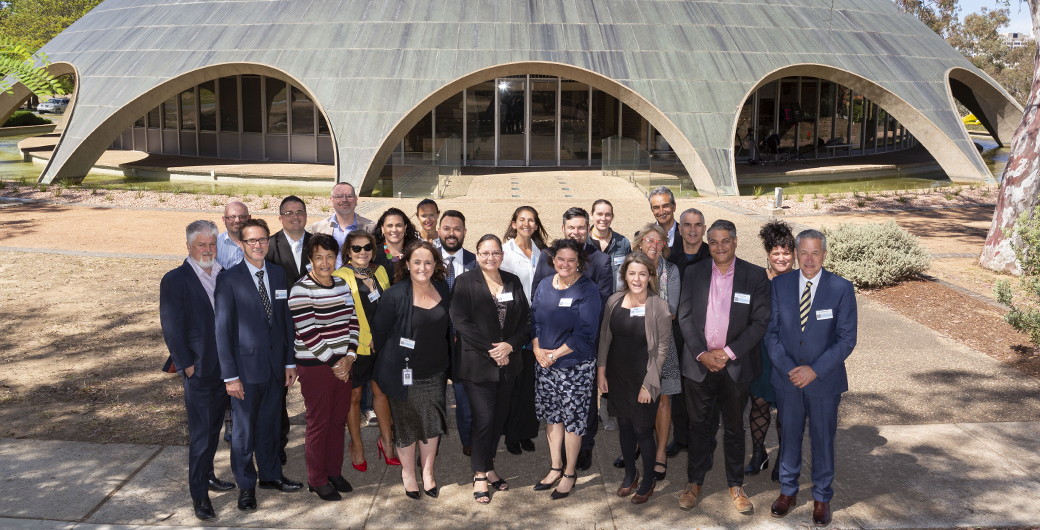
[238,488,257,511]
[207,478,235,492]
[223,420,232,444]
[424,485,439,498]
[519,439,536,452]
[575,449,592,471]
[278,448,288,465]
[505,442,523,455]
[259,476,303,492]
[193,497,215,520]
[327,475,353,493]
[665,441,686,457]
[405,489,421,499]
[745,446,769,475]
[613,447,639,468]
[309,483,342,501]
[462,445,472,457]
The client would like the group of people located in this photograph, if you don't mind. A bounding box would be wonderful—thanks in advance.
[159,183,857,526]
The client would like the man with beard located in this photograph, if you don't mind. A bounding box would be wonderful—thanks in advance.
[216,201,250,270]
[159,220,235,520]
[436,210,478,455]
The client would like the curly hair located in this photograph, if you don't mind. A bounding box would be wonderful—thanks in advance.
[373,207,419,245]
[340,230,376,266]
[393,240,448,284]
[544,238,589,275]
[306,233,340,261]
[759,220,795,253]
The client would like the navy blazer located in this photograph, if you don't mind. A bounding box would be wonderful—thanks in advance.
[159,260,222,378]
[214,260,295,385]
[532,242,613,308]
[764,269,857,397]
[265,229,312,285]
[677,257,771,383]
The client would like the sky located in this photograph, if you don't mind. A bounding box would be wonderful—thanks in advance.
[959,0,1033,34]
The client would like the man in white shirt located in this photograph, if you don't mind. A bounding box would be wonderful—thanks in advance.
[216,201,250,270]
[308,183,375,267]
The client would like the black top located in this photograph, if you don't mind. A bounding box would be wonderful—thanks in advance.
[606,307,656,425]
[356,279,382,336]
[410,304,451,378]
[371,279,452,401]
[373,247,402,284]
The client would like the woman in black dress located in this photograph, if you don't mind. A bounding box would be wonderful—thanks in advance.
[450,234,531,504]
[597,252,672,504]
[372,208,419,282]
[371,240,452,499]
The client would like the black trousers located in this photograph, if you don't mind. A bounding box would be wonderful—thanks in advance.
[463,377,516,473]
[280,385,290,450]
[685,373,750,487]
[184,373,229,500]
[580,364,598,452]
[504,349,539,444]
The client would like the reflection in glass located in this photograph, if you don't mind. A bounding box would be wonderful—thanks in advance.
[180,89,196,131]
[818,81,835,146]
[621,103,648,149]
[135,116,145,128]
[266,78,288,135]
[291,86,315,135]
[147,106,161,128]
[590,90,617,160]
[199,81,216,131]
[403,111,432,155]
[530,78,557,163]
[498,79,526,163]
[560,81,589,163]
[834,86,851,144]
[435,91,464,154]
[241,76,262,133]
[163,97,177,130]
[219,77,239,132]
[318,112,330,135]
[735,100,753,154]
[850,93,864,151]
[466,82,495,163]
[756,81,776,144]
[777,79,798,149]
[798,78,817,152]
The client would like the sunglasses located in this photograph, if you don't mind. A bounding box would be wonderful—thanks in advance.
[350,243,374,253]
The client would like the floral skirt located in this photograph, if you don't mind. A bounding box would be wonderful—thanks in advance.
[535,359,595,436]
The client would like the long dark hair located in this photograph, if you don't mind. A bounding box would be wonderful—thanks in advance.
[503,206,550,248]
[394,240,448,284]
[373,207,419,246]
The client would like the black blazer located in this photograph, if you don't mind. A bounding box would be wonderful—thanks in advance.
[265,230,312,285]
[668,240,711,283]
[677,257,771,384]
[159,260,221,378]
[449,269,531,383]
[371,279,452,401]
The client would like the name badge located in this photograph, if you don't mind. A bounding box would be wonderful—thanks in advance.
[497,291,514,303]
[733,292,750,304]
[629,306,646,317]
[400,338,416,349]
[275,289,288,300]
[816,309,833,320]
[613,256,625,265]
[402,368,413,386]
[368,290,381,303]
[559,298,573,307]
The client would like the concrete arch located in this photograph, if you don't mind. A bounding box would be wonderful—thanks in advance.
[730,64,992,187]
[0,61,79,128]
[359,61,719,196]
[41,62,338,184]
[946,67,1023,147]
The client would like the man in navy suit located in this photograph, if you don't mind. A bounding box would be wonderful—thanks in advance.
[160,220,236,521]
[436,210,479,455]
[215,219,303,511]
[765,229,857,527]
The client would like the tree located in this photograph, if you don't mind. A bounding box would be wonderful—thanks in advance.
[948,7,1033,105]
[0,36,61,97]
[0,0,102,52]
[896,0,962,38]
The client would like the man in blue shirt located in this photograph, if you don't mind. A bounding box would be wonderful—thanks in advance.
[216,201,250,270]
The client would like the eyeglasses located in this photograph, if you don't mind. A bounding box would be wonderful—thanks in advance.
[477,251,503,259]
[243,237,270,246]
[224,215,249,221]
[350,243,374,253]
[642,238,666,247]
[280,209,306,217]
[331,194,356,200]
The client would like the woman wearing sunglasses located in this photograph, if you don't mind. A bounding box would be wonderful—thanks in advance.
[333,230,400,473]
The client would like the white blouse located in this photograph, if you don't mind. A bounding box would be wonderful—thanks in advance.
[501,238,542,305]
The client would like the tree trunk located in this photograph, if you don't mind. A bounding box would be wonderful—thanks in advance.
[980,0,1040,274]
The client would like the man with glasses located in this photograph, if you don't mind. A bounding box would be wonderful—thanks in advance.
[217,201,251,270]
[309,183,375,267]
[216,218,303,511]
[264,195,312,466]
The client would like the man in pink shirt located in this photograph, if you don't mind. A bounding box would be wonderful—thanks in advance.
[676,220,771,513]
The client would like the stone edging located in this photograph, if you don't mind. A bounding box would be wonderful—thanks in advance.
[0,123,56,138]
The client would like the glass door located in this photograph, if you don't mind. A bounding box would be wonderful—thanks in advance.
[530,77,557,165]
[497,78,526,165]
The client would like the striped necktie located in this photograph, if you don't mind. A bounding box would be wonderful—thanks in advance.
[445,256,455,290]
[799,280,812,332]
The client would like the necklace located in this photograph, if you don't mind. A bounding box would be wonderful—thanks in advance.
[554,273,576,290]
[383,243,400,261]
[348,263,376,278]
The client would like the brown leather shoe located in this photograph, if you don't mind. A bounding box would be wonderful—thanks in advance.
[678,483,702,510]
[771,493,797,517]
[813,501,832,526]
[631,480,655,504]
[730,486,754,513]
[617,472,639,497]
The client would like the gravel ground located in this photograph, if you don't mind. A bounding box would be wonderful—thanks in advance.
[735,183,998,214]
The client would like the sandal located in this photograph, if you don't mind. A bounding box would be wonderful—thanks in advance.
[488,470,508,491]
[533,467,562,491]
[654,461,667,481]
[473,477,490,504]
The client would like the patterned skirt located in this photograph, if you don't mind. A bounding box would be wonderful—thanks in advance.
[388,372,448,448]
[535,359,596,436]
[660,335,682,396]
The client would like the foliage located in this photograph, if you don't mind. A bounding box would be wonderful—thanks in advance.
[947,7,1033,105]
[3,109,49,126]
[821,221,931,288]
[0,0,102,52]
[896,0,961,38]
[0,36,62,96]
[995,205,1040,346]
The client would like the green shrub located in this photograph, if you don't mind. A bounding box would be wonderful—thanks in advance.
[3,110,50,127]
[995,205,1040,346]
[821,220,931,288]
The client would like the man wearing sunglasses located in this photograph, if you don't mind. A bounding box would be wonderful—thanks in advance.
[309,183,375,267]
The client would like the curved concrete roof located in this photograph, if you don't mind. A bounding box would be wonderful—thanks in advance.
[8,0,1021,195]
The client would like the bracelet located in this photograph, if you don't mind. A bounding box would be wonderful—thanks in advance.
[347,351,358,359]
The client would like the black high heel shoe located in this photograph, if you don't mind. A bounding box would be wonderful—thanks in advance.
[745,446,769,475]
[613,447,640,468]
[308,483,342,501]
[654,461,667,481]
[405,489,421,500]
[533,467,563,491]
[550,473,577,500]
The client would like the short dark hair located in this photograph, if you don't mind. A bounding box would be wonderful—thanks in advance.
[545,238,589,274]
[562,207,589,226]
[440,210,466,227]
[307,233,340,260]
[279,195,305,213]
[394,240,448,283]
[341,230,376,265]
[707,219,736,240]
[759,220,795,253]
[241,218,270,237]
[476,233,502,252]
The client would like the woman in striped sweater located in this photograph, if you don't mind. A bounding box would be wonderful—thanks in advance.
[288,233,360,502]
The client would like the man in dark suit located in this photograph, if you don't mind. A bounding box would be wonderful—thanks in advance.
[436,210,479,456]
[648,186,681,256]
[677,219,770,514]
[765,229,857,527]
[531,207,612,471]
[215,219,303,511]
[159,220,235,521]
[264,195,312,465]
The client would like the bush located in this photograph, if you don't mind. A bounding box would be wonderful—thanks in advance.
[995,205,1040,346]
[3,110,50,127]
[821,220,931,288]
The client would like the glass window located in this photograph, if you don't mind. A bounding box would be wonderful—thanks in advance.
[818,81,835,144]
[530,78,557,163]
[318,111,330,135]
[466,82,495,162]
[219,77,239,132]
[435,91,464,156]
[850,93,864,150]
[590,90,618,160]
[560,81,589,161]
[734,100,753,151]
[777,79,798,150]
[241,75,262,133]
[135,116,145,128]
[798,78,818,152]
[290,86,315,135]
[180,89,196,131]
[498,78,526,163]
[199,81,216,132]
[404,111,432,154]
[756,81,776,147]
[162,97,177,130]
[147,106,161,129]
[620,103,648,150]
[266,78,288,135]
[834,86,851,143]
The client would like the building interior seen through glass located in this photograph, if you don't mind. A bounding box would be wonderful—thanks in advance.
[735,76,917,163]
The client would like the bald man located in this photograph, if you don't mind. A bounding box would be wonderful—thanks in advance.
[216,201,251,270]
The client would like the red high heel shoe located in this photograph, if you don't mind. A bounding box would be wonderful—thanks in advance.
[348,442,367,472]
[378,438,401,466]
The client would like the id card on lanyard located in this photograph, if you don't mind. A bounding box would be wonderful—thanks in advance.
[400,337,415,385]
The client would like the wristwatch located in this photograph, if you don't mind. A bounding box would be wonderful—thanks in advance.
[548,352,555,361]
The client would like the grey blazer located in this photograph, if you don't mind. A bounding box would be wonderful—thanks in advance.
[597,291,672,400]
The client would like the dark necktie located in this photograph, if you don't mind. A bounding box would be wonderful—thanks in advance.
[257,270,272,321]
[799,280,812,332]
[445,256,456,290]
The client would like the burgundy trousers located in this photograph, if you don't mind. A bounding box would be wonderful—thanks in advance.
[298,363,352,487]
